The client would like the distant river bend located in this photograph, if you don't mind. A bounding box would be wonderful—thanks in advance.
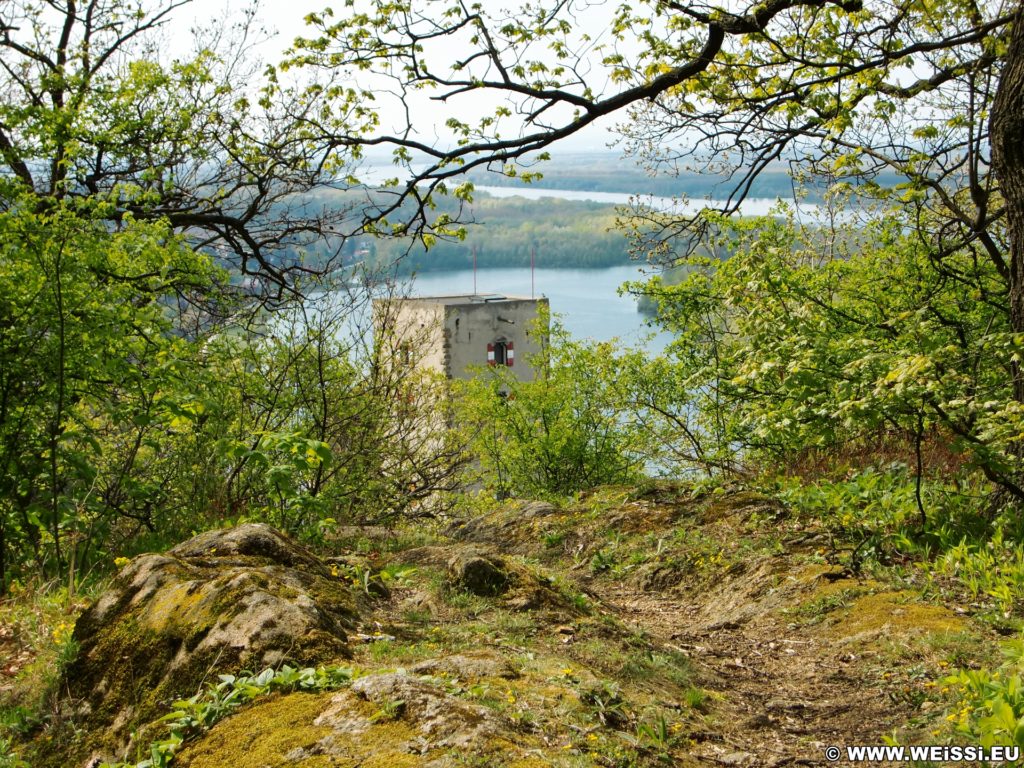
[474,185,819,218]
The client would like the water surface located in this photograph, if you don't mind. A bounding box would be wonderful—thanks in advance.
[402,265,673,354]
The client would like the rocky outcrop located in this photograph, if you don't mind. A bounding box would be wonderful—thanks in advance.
[446,548,512,596]
[446,499,557,552]
[66,524,357,757]
[175,670,529,768]
[444,545,587,616]
[343,671,506,749]
[410,652,519,680]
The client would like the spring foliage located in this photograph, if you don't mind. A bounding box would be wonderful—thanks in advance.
[636,205,1020,500]
[455,321,657,499]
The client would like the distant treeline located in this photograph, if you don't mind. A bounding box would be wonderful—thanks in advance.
[463,154,907,202]
[339,193,635,274]
[465,158,807,201]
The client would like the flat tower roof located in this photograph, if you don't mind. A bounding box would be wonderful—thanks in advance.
[390,293,540,306]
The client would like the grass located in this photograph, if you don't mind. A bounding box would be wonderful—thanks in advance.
[0,578,105,767]
[363,638,445,664]
[328,527,441,555]
[541,529,568,550]
[400,607,433,626]
[618,649,693,688]
[789,588,866,624]
[9,474,1023,767]
[490,611,540,643]
[571,639,694,695]
[682,686,709,712]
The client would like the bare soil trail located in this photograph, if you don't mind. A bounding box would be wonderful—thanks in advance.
[559,490,976,767]
[593,582,909,766]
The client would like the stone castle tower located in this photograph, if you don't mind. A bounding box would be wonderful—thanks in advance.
[374,293,549,381]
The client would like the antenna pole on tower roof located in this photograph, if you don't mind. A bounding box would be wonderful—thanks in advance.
[531,246,535,299]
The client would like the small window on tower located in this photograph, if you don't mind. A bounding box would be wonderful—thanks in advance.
[488,340,514,367]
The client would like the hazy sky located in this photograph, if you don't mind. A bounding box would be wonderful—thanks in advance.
[167,1,328,63]
[167,0,624,153]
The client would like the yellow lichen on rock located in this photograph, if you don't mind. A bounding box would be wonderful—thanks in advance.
[177,692,334,768]
[823,590,965,644]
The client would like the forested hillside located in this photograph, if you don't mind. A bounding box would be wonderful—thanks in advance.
[4,0,1024,766]
[362,194,633,273]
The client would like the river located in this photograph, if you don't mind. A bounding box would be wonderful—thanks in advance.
[475,185,818,218]
[341,179,808,354]
[398,265,675,354]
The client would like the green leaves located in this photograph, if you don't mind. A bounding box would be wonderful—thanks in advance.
[455,317,655,499]
[946,640,1024,750]
[104,664,356,768]
[638,206,1014,492]
[0,192,220,587]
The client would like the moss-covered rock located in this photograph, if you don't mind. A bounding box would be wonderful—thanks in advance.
[176,671,526,767]
[64,524,358,763]
[446,549,511,596]
[443,545,586,621]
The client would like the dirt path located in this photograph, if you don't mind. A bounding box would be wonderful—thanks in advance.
[441,488,970,766]
[591,583,912,767]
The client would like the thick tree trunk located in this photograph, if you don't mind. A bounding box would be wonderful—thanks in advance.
[989,4,1024,505]
[992,3,1024,405]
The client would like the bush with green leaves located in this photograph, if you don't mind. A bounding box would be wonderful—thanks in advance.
[944,639,1024,750]
[929,526,1024,623]
[636,205,1019,512]
[0,191,467,590]
[776,467,929,548]
[180,298,467,536]
[455,320,659,499]
[0,190,219,589]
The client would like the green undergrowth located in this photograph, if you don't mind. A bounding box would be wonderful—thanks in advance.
[4,477,1024,766]
[765,469,1024,751]
[943,637,1024,750]
[773,470,1024,632]
[103,665,356,768]
[0,580,104,766]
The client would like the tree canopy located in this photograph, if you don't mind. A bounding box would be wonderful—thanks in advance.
[0,0,378,295]
[288,0,1013,256]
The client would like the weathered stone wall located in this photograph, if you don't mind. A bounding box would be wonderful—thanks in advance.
[442,298,548,381]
